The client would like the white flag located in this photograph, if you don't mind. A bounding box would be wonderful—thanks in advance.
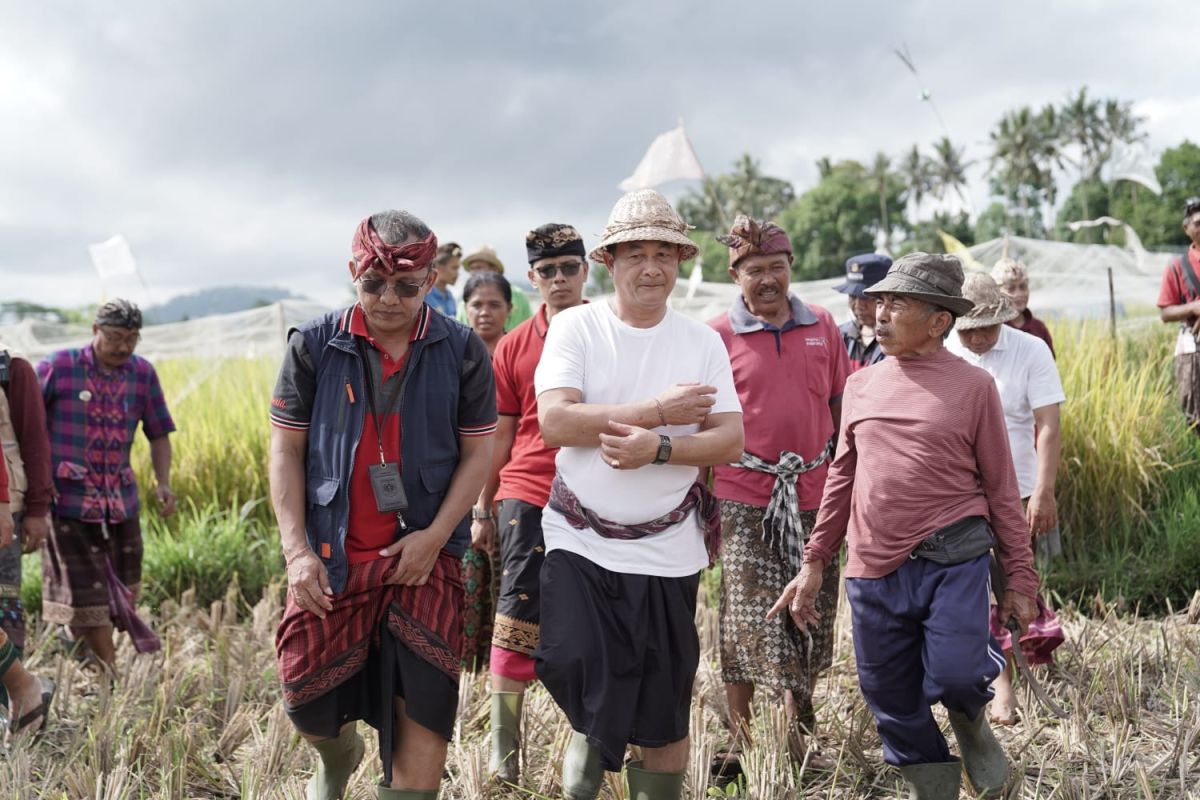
[89,235,139,280]
[1108,142,1162,196]
[619,123,705,192]
[685,256,704,301]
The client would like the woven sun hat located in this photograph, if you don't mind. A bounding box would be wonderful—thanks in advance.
[956,272,1020,330]
[863,251,975,317]
[588,189,699,264]
[462,245,505,274]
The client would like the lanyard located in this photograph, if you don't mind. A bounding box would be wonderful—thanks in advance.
[357,340,408,466]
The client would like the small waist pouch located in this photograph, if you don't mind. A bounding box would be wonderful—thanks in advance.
[911,515,994,565]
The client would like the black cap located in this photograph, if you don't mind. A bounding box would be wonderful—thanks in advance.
[835,254,893,298]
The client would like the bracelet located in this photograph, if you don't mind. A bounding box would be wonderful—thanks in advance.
[653,398,668,427]
[471,507,494,521]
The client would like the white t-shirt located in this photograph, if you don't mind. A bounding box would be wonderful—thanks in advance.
[948,324,1065,498]
[534,301,741,576]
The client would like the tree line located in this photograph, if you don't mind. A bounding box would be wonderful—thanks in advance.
[678,87,1200,282]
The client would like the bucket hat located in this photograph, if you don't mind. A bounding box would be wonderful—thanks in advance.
[589,189,699,263]
[956,272,1019,330]
[863,252,975,316]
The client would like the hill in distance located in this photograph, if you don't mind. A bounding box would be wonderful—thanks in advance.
[145,286,304,323]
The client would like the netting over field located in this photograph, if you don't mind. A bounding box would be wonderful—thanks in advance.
[0,236,1178,364]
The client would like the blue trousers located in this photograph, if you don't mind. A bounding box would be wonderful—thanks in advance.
[847,554,1004,766]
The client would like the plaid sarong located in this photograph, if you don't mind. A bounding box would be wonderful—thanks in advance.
[730,438,834,574]
[276,551,463,710]
[548,475,722,566]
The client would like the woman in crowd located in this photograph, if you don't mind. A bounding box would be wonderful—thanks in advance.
[460,271,513,671]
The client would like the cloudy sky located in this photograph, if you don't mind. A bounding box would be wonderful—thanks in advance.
[1,0,1192,310]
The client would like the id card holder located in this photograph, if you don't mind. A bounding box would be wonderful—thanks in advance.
[368,462,409,513]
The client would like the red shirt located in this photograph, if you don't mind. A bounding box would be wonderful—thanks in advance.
[804,348,1039,599]
[709,296,848,510]
[1012,310,1055,360]
[345,305,413,564]
[1156,245,1200,321]
[492,304,561,507]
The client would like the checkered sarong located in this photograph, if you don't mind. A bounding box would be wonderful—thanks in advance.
[730,438,834,574]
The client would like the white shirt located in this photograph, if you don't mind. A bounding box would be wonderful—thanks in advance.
[948,324,1065,498]
[534,301,741,576]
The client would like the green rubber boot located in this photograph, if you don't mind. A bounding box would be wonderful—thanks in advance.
[306,726,365,800]
[898,761,963,800]
[626,760,685,800]
[377,788,438,800]
[489,691,523,784]
[562,730,604,800]
[948,709,1011,797]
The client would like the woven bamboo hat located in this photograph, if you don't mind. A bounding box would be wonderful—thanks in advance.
[589,189,699,264]
[463,246,505,274]
[864,252,975,317]
[956,272,1020,330]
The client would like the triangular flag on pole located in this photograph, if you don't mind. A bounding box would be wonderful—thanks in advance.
[1108,142,1162,196]
[619,122,706,192]
[88,235,139,280]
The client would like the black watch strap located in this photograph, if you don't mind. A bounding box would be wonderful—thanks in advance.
[652,434,672,465]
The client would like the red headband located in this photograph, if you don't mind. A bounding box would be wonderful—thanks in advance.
[351,218,438,278]
[717,215,792,269]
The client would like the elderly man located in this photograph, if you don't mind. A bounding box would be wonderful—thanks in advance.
[0,341,53,660]
[992,258,1055,358]
[707,216,848,778]
[835,253,892,372]
[269,210,496,800]
[1157,196,1200,429]
[38,300,176,670]
[535,190,743,800]
[948,272,1066,726]
[471,223,589,783]
[771,253,1039,800]
[458,246,534,329]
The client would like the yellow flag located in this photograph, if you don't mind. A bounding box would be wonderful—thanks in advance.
[937,230,986,272]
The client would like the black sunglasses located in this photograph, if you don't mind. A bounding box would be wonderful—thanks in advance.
[533,261,583,280]
[357,277,425,298]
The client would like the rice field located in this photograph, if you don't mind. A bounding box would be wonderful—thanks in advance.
[5,319,1200,797]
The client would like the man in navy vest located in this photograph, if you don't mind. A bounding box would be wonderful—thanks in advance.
[836,254,892,373]
[269,210,497,800]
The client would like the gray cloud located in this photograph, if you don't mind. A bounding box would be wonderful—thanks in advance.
[1,0,1190,308]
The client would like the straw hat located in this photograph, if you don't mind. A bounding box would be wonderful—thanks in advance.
[956,272,1020,330]
[864,252,975,317]
[463,246,505,274]
[588,189,699,264]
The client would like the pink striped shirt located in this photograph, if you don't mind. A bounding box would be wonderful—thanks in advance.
[804,347,1039,599]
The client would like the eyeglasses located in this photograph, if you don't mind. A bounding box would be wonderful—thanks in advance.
[357,277,425,298]
[533,261,583,280]
[98,329,140,347]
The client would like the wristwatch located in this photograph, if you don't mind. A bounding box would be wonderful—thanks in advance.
[471,506,494,520]
[652,435,672,465]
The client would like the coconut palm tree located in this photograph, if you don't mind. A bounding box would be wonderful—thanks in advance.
[928,137,973,207]
[868,152,894,249]
[899,145,931,222]
[988,107,1051,237]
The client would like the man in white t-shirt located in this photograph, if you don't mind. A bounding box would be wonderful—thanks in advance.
[534,189,744,800]
[948,272,1066,727]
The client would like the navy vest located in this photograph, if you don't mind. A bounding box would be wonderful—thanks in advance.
[297,308,472,594]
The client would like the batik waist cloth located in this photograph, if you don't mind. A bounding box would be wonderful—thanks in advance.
[730,437,834,573]
[547,474,721,566]
[276,550,463,710]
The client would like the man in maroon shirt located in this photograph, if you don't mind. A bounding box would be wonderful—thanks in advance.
[991,258,1055,359]
[473,223,588,783]
[771,253,1039,800]
[1156,196,1200,429]
[0,344,53,658]
[707,215,848,778]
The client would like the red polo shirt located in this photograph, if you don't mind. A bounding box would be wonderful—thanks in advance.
[709,295,848,511]
[493,304,563,507]
[345,304,418,564]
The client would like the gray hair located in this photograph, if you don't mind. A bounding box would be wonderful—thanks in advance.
[95,298,143,330]
[369,210,432,246]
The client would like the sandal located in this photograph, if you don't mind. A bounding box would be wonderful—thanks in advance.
[10,676,54,738]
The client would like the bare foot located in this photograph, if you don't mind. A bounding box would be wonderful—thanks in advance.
[989,671,1021,726]
[7,672,48,739]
